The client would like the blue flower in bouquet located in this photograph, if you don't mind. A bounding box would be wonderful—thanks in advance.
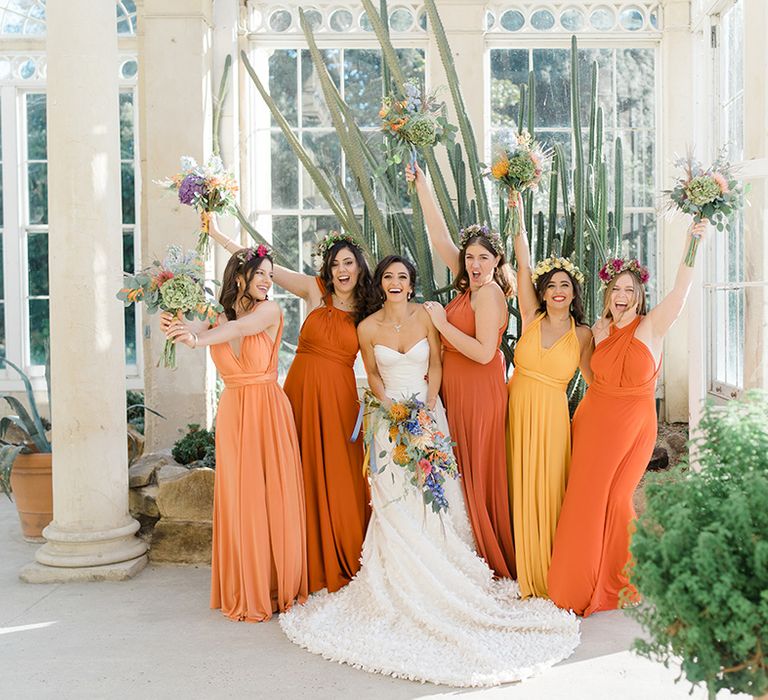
[403,417,423,436]
[178,174,205,205]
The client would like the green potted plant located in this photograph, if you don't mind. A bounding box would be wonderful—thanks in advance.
[0,358,53,541]
[628,391,768,700]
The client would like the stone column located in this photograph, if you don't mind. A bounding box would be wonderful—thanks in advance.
[21,0,148,582]
[139,0,216,450]
[661,0,697,423]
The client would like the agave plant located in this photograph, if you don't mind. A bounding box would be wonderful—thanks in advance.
[0,358,51,499]
[234,2,625,402]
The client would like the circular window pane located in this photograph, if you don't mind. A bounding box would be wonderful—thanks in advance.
[590,7,616,31]
[121,59,138,79]
[389,7,414,31]
[486,11,495,30]
[560,8,585,31]
[650,10,659,29]
[19,58,36,80]
[303,9,322,31]
[531,9,555,31]
[330,9,353,32]
[268,9,292,32]
[360,11,373,31]
[619,7,645,31]
[500,9,524,32]
[418,9,427,30]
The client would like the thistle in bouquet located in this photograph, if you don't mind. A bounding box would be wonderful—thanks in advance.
[117,245,223,369]
[379,79,456,193]
[666,150,750,266]
[363,390,459,514]
[487,129,550,238]
[155,155,239,256]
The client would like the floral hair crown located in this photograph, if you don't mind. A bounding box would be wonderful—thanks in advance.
[458,224,504,257]
[598,257,650,287]
[530,256,585,286]
[314,230,362,259]
[236,244,270,264]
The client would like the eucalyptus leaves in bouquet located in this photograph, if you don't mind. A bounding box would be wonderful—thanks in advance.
[627,391,768,700]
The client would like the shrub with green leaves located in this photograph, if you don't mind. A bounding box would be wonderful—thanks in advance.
[628,390,768,699]
[172,424,216,469]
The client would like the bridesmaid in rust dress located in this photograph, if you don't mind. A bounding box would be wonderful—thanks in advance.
[208,217,374,593]
[408,164,516,578]
[548,222,707,616]
[165,246,307,621]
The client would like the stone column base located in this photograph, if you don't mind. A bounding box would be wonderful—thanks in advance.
[20,555,148,583]
[34,517,148,569]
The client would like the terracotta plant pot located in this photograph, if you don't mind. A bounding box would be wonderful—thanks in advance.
[9,452,53,542]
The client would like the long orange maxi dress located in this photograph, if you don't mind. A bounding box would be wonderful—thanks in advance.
[283,279,370,593]
[209,315,308,622]
[440,290,516,578]
[507,314,580,598]
[547,316,659,616]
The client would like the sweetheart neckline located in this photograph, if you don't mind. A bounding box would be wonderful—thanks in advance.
[373,337,429,356]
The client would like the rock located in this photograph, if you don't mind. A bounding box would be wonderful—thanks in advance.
[156,468,214,521]
[127,425,145,466]
[128,451,178,487]
[665,432,688,456]
[647,446,669,472]
[149,520,212,564]
[156,464,190,483]
[129,484,160,518]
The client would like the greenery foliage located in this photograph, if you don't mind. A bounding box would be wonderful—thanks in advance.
[628,391,768,699]
[172,424,216,470]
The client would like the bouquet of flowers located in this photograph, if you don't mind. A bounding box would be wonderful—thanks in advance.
[363,391,459,514]
[117,245,222,368]
[487,129,549,238]
[379,80,456,192]
[155,155,239,256]
[667,152,749,266]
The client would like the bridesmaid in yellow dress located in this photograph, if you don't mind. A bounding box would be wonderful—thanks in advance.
[165,246,308,621]
[508,220,593,598]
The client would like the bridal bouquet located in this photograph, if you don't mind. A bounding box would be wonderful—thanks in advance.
[117,245,222,368]
[363,391,459,514]
[666,152,749,266]
[379,80,455,191]
[488,129,549,238]
[155,155,239,255]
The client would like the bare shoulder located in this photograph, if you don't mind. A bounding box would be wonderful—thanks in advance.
[477,281,505,304]
[575,324,593,342]
[260,299,282,319]
[592,316,609,335]
[357,311,381,338]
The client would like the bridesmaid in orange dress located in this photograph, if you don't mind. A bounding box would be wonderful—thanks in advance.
[165,245,307,621]
[548,222,707,616]
[208,217,373,593]
[409,163,516,578]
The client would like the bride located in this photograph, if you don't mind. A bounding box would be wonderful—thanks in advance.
[279,255,580,687]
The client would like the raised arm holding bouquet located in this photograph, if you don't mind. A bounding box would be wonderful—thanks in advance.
[666,151,749,266]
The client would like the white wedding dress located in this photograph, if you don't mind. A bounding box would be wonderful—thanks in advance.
[279,339,580,687]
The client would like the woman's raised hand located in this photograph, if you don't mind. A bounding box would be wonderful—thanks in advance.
[689,218,708,240]
[404,162,425,184]
[423,300,447,330]
[165,318,195,348]
[159,311,179,334]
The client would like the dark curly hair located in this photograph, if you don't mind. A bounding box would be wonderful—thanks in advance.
[453,233,515,298]
[319,241,377,325]
[219,249,273,321]
[370,255,418,313]
[533,268,586,325]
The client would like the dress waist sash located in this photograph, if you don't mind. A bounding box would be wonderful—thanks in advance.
[512,366,568,391]
[295,341,356,368]
[588,380,656,399]
[222,371,278,388]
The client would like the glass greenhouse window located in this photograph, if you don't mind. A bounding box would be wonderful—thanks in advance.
[708,0,745,396]
[489,46,658,299]
[0,1,137,36]
[250,46,425,372]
